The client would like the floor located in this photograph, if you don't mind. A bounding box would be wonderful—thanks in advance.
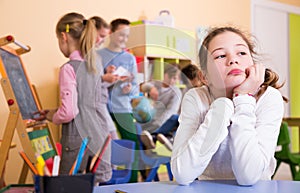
[273,163,293,180]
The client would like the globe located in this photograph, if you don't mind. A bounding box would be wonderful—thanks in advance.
[131,96,156,123]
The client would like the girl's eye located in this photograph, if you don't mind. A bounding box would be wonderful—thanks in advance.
[238,52,247,55]
[215,55,225,59]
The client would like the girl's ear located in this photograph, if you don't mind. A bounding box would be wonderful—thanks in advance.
[199,70,208,85]
[60,32,68,42]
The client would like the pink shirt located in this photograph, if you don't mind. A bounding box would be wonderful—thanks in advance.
[52,51,82,125]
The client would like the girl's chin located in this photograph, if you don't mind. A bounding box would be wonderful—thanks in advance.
[225,77,245,88]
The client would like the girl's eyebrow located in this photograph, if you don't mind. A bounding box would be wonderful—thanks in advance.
[211,47,223,55]
[236,43,248,48]
[211,43,248,54]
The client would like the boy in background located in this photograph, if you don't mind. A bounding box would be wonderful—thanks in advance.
[97,18,139,182]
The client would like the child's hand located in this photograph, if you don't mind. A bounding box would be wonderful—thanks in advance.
[33,109,56,122]
[119,74,134,82]
[149,87,159,101]
[233,63,265,96]
[45,109,56,121]
[106,65,116,73]
[102,73,119,83]
[32,110,49,121]
[122,83,132,94]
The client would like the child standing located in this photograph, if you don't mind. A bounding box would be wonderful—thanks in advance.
[91,15,120,140]
[36,12,112,183]
[97,18,139,182]
[171,26,286,186]
[90,16,110,48]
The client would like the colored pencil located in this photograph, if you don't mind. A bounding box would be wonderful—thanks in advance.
[72,137,89,175]
[91,135,111,173]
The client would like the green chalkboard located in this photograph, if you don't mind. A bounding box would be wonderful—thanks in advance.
[0,47,38,120]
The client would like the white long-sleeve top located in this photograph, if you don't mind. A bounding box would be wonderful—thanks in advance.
[171,85,284,186]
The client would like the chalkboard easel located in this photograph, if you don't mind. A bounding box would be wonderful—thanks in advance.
[0,35,57,184]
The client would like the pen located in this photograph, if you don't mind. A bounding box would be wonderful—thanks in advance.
[115,190,127,193]
[91,135,111,173]
[72,137,89,175]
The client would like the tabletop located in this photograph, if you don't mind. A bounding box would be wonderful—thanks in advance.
[94,180,300,193]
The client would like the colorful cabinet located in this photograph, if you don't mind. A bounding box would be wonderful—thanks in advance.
[127,23,196,81]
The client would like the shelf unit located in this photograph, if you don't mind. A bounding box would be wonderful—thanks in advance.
[127,23,197,82]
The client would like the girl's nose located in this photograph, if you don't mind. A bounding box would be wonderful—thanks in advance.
[229,60,238,65]
[228,55,239,65]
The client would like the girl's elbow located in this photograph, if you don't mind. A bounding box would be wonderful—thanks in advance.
[171,160,195,186]
[60,110,76,123]
[176,178,193,186]
[64,116,74,123]
[172,169,194,186]
[236,172,260,186]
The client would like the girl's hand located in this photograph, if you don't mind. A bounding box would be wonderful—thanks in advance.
[33,109,56,122]
[45,109,56,121]
[233,63,265,96]
[33,110,49,121]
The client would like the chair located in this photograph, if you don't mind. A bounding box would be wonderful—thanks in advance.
[136,123,173,182]
[273,121,300,180]
[99,139,135,185]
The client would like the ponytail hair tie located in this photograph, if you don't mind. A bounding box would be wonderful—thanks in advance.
[83,19,88,26]
[66,24,70,33]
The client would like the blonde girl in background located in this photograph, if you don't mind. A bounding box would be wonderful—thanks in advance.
[36,12,112,184]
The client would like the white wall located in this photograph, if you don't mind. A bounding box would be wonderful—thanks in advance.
[252,0,300,116]
[252,0,290,115]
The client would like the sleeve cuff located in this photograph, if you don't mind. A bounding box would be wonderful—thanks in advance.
[233,94,256,108]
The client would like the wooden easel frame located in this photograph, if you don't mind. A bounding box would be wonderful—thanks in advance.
[0,35,57,183]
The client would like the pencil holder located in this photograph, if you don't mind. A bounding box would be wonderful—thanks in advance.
[34,173,94,193]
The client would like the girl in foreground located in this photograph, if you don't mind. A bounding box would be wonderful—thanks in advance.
[171,26,285,186]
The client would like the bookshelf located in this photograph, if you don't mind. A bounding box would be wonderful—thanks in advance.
[127,23,196,82]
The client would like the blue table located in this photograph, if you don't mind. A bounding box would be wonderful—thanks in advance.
[94,180,300,193]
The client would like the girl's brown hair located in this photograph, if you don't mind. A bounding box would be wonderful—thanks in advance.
[199,26,288,102]
[56,12,98,73]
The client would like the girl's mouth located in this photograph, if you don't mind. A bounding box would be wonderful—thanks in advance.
[228,69,244,75]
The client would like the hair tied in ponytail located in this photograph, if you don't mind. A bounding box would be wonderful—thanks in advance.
[83,19,88,26]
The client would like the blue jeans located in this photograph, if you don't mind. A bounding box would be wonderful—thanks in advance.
[152,114,179,137]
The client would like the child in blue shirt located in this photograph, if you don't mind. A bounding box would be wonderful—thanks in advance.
[97,18,139,182]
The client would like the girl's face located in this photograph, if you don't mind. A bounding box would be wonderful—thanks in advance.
[206,31,254,90]
[96,27,110,47]
[110,24,130,49]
